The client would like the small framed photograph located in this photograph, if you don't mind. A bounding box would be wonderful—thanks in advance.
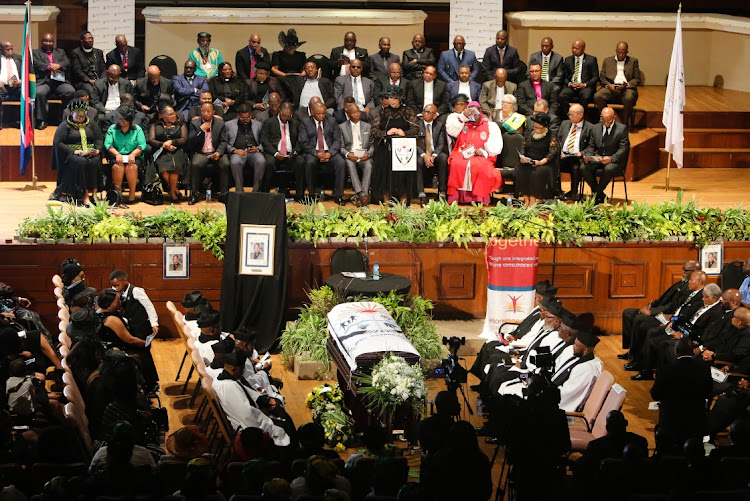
[239,224,275,276]
[700,243,723,275]
[164,243,189,279]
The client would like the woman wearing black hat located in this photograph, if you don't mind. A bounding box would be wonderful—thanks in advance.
[517,112,559,206]
[370,85,419,205]
[148,105,188,203]
[208,62,247,121]
[51,99,103,206]
[104,104,147,206]
[271,29,307,78]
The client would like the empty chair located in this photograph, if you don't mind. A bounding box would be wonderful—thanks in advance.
[567,370,615,432]
[52,274,64,289]
[720,260,746,291]
[330,247,368,275]
[569,383,627,451]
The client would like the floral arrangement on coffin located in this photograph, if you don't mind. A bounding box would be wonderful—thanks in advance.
[355,353,427,419]
[306,383,354,452]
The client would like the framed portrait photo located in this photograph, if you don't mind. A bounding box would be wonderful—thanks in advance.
[239,224,276,276]
[700,243,723,276]
[164,243,189,279]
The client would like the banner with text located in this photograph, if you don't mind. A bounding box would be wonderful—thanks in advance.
[449,0,503,55]
[481,238,539,341]
[88,0,134,52]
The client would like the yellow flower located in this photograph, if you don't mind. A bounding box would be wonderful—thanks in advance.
[335,443,346,452]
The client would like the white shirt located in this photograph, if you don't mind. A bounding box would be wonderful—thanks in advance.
[0,57,19,85]
[555,356,603,412]
[351,75,365,108]
[494,85,505,109]
[105,82,121,111]
[314,118,329,151]
[124,284,159,328]
[90,445,156,473]
[350,120,363,153]
[458,81,471,98]
[614,57,627,85]
[340,48,356,76]
[602,122,615,136]
[277,117,293,153]
[563,121,583,153]
[423,80,434,106]
[299,78,322,108]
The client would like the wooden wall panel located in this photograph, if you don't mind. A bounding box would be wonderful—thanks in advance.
[438,263,476,300]
[610,261,648,299]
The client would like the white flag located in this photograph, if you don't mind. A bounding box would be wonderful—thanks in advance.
[663,4,685,168]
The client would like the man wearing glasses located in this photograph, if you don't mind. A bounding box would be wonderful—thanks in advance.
[334,58,374,115]
[557,103,592,200]
[580,107,630,204]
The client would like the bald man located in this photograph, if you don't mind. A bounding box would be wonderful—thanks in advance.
[481,30,523,83]
[105,35,145,83]
[369,37,400,79]
[437,35,479,83]
[330,31,370,79]
[0,41,23,128]
[581,107,629,204]
[557,40,599,118]
[402,33,436,80]
[133,64,175,123]
[32,33,75,129]
[235,33,270,82]
[373,62,408,104]
[594,42,641,128]
[92,64,133,129]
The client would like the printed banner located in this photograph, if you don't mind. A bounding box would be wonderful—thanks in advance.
[449,0,504,55]
[481,238,539,341]
[88,0,135,52]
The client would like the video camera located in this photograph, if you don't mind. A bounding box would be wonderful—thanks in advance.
[528,346,554,373]
[440,336,467,392]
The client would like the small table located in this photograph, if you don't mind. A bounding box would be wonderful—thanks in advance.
[324,272,412,297]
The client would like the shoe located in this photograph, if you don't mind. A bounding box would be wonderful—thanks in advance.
[631,371,654,381]
[617,353,629,360]
[218,192,228,204]
[358,194,370,206]
[170,197,180,204]
[475,426,492,436]
[623,362,639,371]
[36,121,47,130]
[336,197,346,206]
[484,437,499,445]
[469,383,482,392]
[188,194,200,205]
[269,376,284,390]
[438,192,446,201]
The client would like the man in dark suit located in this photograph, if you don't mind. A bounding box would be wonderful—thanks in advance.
[402,33,436,81]
[438,36,479,83]
[557,103,592,200]
[188,91,224,121]
[288,60,335,112]
[252,91,281,123]
[527,99,560,136]
[446,65,481,104]
[478,68,517,118]
[246,62,285,120]
[298,102,346,204]
[338,102,374,206]
[594,42,641,128]
[516,63,559,117]
[188,102,230,204]
[133,65,175,124]
[557,39,599,118]
[32,33,75,129]
[330,32,370,80]
[406,66,449,115]
[651,338,713,445]
[261,102,305,197]
[105,35,145,84]
[416,104,448,204]
[528,37,564,90]
[373,62,408,106]
[369,37,400,80]
[334,58,374,114]
[0,41,23,129]
[223,103,265,193]
[481,30,524,84]
[172,60,208,121]
[581,106,629,204]
[235,33,271,82]
[92,64,133,129]
[700,305,750,371]
[70,31,105,96]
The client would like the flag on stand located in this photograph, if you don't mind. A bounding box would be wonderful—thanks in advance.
[20,0,37,176]
[662,4,685,168]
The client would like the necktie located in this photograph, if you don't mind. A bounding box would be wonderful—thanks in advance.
[572,56,580,83]
[122,51,128,74]
[317,122,325,153]
[352,76,360,106]
[425,123,433,157]
[499,47,504,65]
[280,122,288,156]
[250,52,256,80]
[542,56,549,81]
[565,124,578,152]
[236,379,258,407]
[391,79,398,86]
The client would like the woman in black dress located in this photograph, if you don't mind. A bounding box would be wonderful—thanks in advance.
[208,62,246,121]
[148,105,188,203]
[52,99,103,206]
[271,29,306,77]
[517,112,559,206]
[370,86,419,205]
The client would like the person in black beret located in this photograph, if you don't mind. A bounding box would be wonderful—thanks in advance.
[246,61,286,119]
[517,111,559,206]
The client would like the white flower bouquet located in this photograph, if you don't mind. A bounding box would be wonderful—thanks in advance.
[355,353,426,418]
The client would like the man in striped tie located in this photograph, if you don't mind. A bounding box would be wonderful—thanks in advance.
[557,103,593,200]
[557,40,598,119]
[528,37,564,90]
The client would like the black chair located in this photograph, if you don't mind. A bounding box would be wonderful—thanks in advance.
[330,247,368,275]
[308,54,334,81]
[579,166,628,204]
[498,131,523,195]
[720,261,746,290]
[150,55,179,80]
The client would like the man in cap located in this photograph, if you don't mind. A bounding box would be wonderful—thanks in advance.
[206,336,236,380]
[552,328,602,411]
[234,327,284,397]
[246,62,285,120]
[109,270,158,339]
[189,32,224,79]
[192,310,225,365]
[212,350,290,446]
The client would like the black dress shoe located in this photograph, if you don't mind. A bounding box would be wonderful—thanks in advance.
[485,437,499,445]
[623,362,639,371]
[36,121,47,130]
[418,195,427,207]
[188,194,200,205]
[617,353,629,360]
[631,371,654,381]
[469,384,482,392]
[336,197,346,206]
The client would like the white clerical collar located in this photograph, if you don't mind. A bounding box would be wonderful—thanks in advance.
[82,47,93,53]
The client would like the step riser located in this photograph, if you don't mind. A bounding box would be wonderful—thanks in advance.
[659,150,750,168]
[646,113,750,130]
[656,133,750,149]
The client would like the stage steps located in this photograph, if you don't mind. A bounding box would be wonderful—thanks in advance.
[658,147,750,168]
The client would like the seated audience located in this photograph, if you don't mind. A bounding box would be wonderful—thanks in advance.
[0,41,22,129]
[69,31,106,96]
[437,36,478,83]
[104,104,147,205]
[581,107,630,204]
[527,98,560,136]
[334,58,374,115]
[235,33,271,82]
[173,60,209,121]
[189,32,224,79]
[253,91,282,123]
[291,456,351,501]
[418,391,460,457]
[289,60,336,113]
[298,101,346,203]
[478,68,517,121]
[416,104,448,204]
[330,31,370,79]
[369,37,399,79]
[492,94,525,135]
[446,65,481,103]
[557,39,599,118]
[338,100,374,207]
[402,33,435,81]
[61,89,99,126]
[105,35,145,83]
[232,427,275,463]
[528,37,564,89]
[260,102,305,198]
[187,102,230,204]
[517,63,559,117]
[557,103,592,200]
[594,42,640,127]
[33,33,75,130]
[517,112,558,206]
[481,30,524,83]
[223,103,266,193]
[373,62,408,104]
[173,457,223,501]
[148,104,188,203]
[406,65,449,115]
[247,62,286,120]
[272,29,307,78]
[346,425,401,468]
[189,91,225,121]
[209,62,246,121]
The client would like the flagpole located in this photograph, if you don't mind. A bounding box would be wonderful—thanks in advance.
[21,102,45,192]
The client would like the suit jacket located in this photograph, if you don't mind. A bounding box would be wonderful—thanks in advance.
[0,54,22,85]
[188,116,228,154]
[369,52,400,79]
[298,114,341,156]
[260,116,301,156]
[599,55,641,90]
[133,76,175,113]
[246,77,285,107]
[288,76,336,110]
[528,50,565,87]
[105,46,146,81]
[91,77,133,114]
[482,44,523,83]
[172,73,209,113]
[516,79,559,116]
[334,74,375,110]
[406,79,449,115]
[446,80,481,103]
[401,48,436,80]
[584,121,630,166]
[69,47,106,86]
[338,120,374,157]
[333,107,370,125]
[557,119,593,154]
[651,279,691,316]
[562,53,599,89]
[32,48,71,85]
[417,119,447,157]
[689,301,725,339]
[712,326,750,364]
[373,75,408,104]
[650,356,712,439]
[208,76,247,113]
[234,46,271,82]
[437,49,479,83]
[329,46,370,79]
[222,118,263,153]
[188,104,224,122]
[478,80,517,116]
